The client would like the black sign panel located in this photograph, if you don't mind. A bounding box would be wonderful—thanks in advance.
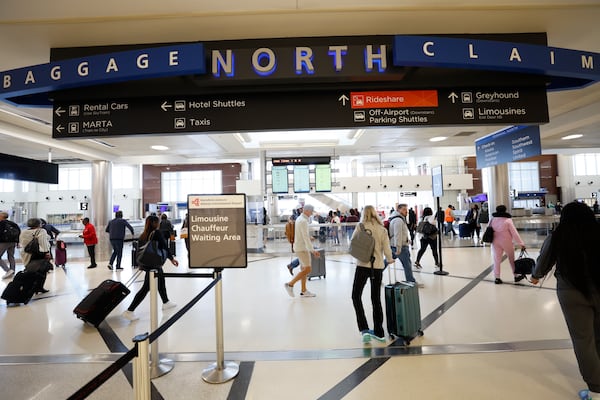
[52,86,548,138]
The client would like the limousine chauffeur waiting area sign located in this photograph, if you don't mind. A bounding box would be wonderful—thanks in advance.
[188,194,247,269]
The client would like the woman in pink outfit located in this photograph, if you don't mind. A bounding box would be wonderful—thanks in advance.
[488,205,526,284]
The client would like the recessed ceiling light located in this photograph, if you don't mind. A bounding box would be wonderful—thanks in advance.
[429,136,447,142]
[151,145,169,151]
[561,134,583,140]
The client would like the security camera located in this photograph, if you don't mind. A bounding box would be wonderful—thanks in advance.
[122,194,127,198]
[448,183,452,187]
[367,185,371,189]
[416,184,420,188]
[399,184,403,188]
[343,186,346,190]
[58,196,63,201]
[71,195,76,200]
[575,181,580,185]
[383,185,387,189]
[83,195,88,200]
[45,196,50,201]
[589,181,594,185]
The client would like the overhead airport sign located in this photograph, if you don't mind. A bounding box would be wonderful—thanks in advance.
[0,43,205,99]
[393,35,600,90]
[2,33,599,107]
[475,125,542,169]
[52,87,548,138]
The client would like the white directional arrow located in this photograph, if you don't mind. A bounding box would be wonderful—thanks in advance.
[448,92,459,103]
[338,94,349,106]
[55,107,65,117]
[161,101,173,112]
[56,124,64,133]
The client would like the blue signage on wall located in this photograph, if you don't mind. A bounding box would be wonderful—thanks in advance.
[393,35,599,90]
[475,125,542,169]
[0,43,205,100]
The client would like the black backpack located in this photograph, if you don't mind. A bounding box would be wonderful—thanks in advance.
[0,220,21,243]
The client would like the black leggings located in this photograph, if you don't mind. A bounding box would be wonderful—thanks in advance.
[416,237,439,264]
[127,268,169,311]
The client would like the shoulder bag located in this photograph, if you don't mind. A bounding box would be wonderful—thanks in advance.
[136,231,168,268]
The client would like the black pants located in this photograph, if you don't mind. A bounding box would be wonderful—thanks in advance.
[127,268,169,311]
[351,266,384,337]
[86,245,96,267]
[416,237,439,265]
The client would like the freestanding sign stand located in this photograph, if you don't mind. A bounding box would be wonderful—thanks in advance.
[202,268,239,383]
[187,194,247,384]
[431,165,449,276]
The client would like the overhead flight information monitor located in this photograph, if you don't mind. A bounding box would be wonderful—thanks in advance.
[271,165,289,194]
[315,164,332,192]
[293,165,310,193]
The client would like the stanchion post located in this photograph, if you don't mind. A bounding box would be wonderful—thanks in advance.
[133,333,151,400]
[434,196,449,276]
[202,268,239,383]
[149,269,174,379]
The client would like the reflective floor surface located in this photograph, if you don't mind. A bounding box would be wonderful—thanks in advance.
[0,232,585,399]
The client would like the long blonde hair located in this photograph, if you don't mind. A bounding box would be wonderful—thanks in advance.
[360,205,383,226]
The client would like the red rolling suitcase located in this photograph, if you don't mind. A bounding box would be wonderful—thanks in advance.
[55,240,67,267]
[73,280,130,327]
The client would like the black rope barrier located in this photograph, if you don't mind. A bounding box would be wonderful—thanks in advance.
[66,272,221,399]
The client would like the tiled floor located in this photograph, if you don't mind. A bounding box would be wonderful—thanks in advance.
[0,232,586,399]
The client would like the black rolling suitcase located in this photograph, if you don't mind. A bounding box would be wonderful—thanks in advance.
[73,280,130,327]
[1,271,45,304]
[384,266,423,345]
[458,223,472,238]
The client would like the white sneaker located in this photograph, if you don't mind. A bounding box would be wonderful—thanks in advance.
[162,301,177,310]
[284,283,294,298]
[122,310,139,321]
[300,290,316,298]
[2,270,14,279]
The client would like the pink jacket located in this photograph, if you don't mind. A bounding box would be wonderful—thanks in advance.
[489,217,524,247]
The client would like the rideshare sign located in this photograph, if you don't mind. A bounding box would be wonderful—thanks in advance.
[475,125,542,169]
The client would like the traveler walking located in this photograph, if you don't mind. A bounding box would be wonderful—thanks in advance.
[0,211,20,279]
[122,215,178,321]
[284,204,319,298]
[531,202,600,400]
[488,205,526,284]
[105,211,134,270]
[350,205,394,343]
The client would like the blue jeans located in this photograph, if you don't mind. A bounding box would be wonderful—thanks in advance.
[398,245,415,283]
[109,239,125,268]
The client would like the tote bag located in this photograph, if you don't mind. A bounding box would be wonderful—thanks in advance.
[514,249,535,275]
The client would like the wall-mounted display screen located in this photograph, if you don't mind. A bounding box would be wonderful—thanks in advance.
[271,165,289,193]
[293,165,310,193]
[315,164,332,192]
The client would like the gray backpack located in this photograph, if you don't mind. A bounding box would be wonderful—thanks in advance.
[349,223,376,263]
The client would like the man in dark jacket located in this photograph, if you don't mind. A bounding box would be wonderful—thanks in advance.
[0,211,21,279]
[105,211,134,270]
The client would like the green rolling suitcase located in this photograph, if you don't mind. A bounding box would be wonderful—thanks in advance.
[384,280,423,345]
